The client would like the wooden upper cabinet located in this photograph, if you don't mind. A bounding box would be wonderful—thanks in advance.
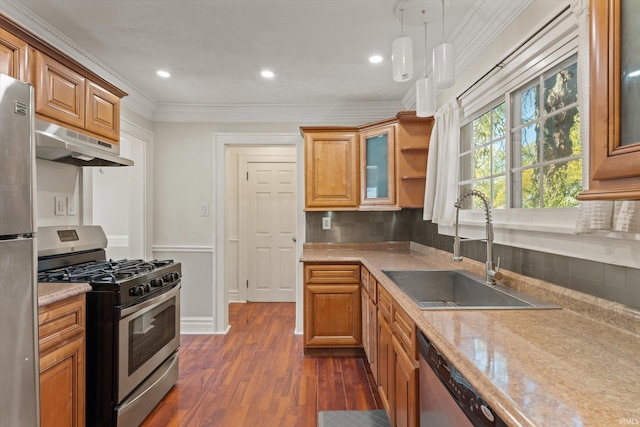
[301,112,431,211]
[303,129,359,210]
[0,26,28,81]
[359,124,397,210]
[34,50,86,129]
[86,81,120,141]
[395,113,433,208]
[33,50,123,143]
[1,16,126,143]
[579,0,640,200]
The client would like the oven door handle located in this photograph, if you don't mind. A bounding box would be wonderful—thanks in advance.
[120,282,181,318]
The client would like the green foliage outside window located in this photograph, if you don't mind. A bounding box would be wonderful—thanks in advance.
[459,57,582,210]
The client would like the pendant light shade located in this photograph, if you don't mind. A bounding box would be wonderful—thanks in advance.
[433,42,455,88]
[433,0,455,89]
[392,36,414,82]
[392,8,413,82]
[416,76,436,117]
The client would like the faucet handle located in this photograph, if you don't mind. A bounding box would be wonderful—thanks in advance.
[492,257,504,281]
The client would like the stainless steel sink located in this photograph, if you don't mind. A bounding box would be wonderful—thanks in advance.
[382,269,558,310]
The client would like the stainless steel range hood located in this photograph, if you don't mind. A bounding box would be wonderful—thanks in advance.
[35,119,133,167]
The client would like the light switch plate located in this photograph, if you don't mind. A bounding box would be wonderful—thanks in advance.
[322,216,331,230]
[200,204,209,217]
[67,197,76,215]
[55,196,66,216]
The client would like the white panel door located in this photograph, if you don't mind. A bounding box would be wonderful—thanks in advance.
[243,161,296,302]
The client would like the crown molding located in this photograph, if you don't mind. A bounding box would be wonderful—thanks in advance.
[152,102,405,126]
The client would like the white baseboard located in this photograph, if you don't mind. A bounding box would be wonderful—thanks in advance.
[180,317,215,334]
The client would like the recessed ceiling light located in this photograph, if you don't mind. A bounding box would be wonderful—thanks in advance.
[156,70,171,78]
[369,55,383,64]
[261,70,275,78]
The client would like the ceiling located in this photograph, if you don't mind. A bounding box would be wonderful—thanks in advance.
[4,0,533,122]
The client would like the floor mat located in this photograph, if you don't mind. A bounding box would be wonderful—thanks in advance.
[317,410,390,427]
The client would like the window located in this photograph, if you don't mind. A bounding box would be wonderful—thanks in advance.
[459,56,581,210]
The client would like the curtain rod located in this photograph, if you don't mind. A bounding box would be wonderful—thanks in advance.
[456,4,571,101]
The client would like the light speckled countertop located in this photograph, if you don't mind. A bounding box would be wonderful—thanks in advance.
[301,242,640,427]
[38,282,92,307]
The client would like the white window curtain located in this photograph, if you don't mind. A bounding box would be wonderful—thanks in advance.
[423,98,460,226]
[572,0,640,235]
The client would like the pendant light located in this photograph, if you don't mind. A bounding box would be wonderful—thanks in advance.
[416,16,436,117]
[392,8,413,82]
[433,0,455,89]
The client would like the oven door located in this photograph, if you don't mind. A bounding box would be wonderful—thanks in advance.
[118,283,180,403]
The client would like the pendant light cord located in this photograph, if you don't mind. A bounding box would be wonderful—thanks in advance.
[441,0,445,41]
[423,11,428,76]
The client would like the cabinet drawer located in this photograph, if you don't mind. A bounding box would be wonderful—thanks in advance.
[392,300,417,360]
[369,275,378,304]
[378,285,392,322]
[38,295,85,355]
[305,264,361,284]
[361,266,370,293]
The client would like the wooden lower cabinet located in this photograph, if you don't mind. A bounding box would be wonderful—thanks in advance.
[377,306,394,423]
[361,286,370,355]
[376,282,419,427]
[303,263,362,349]
[392,335,419,427]
[367,294,378,383]
[39,295,86,427]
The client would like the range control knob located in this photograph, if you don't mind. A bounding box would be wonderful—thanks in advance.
[172,272,180,281]
[143,283,151,293]
[129,285,144,297]
[150,278,163,288]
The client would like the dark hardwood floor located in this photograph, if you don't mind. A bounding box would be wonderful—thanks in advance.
[140,302,382,426]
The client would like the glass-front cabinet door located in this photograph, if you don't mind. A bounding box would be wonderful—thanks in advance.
[579,0,640,200]
[359,125,397,209]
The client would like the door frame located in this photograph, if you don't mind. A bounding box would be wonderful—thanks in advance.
[214,133,304,334]
[238,154,297,302]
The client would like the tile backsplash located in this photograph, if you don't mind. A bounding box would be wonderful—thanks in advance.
[305,208,640,310]
[305,210,413,243]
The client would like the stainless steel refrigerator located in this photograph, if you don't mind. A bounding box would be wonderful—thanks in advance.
[0,74,40,426]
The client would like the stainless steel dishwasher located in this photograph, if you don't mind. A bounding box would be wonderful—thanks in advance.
[418,331,507,427]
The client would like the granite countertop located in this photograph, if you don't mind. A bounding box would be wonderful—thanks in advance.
[38,282,92,307]
[301,242,640,427]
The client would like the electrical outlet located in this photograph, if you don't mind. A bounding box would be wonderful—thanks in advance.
[200,204,209,217]
[54,196,66,216]
[322,216,331,230]
[67,197,76,215]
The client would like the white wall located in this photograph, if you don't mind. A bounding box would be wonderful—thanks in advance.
[152,122,300,334]
[36,159,81,227]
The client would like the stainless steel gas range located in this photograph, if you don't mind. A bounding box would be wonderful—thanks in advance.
[37,225,181,427]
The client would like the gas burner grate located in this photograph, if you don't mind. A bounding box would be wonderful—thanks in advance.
[38,258,175,285]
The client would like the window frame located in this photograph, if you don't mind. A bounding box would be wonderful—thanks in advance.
[453,7,581,237]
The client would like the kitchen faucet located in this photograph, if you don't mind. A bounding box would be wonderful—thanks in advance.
[453,189,503,285]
